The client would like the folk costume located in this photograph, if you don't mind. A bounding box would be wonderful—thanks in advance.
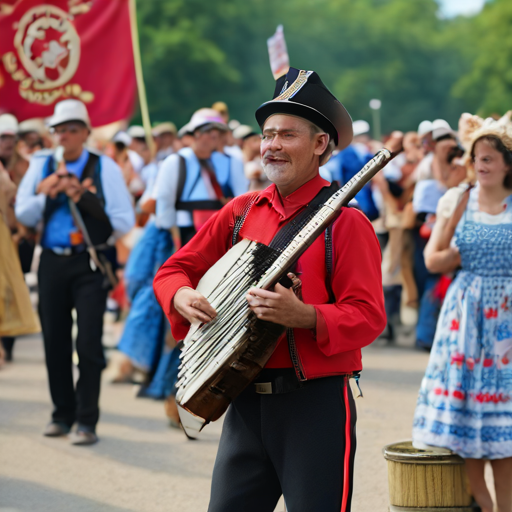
[413,119,512,459]
[15,100,134,437]
[154,69,386,512]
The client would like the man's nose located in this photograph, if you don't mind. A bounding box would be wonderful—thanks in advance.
[268,135,283,151]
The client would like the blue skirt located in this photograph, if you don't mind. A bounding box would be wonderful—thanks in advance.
[118,222,173,371]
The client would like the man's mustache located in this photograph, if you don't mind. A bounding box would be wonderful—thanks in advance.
[262,151,290,162]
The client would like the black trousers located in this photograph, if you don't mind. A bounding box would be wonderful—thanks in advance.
[208,374,357,512]
[38,250,108,428]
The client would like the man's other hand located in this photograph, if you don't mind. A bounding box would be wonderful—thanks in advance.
[246,276,316,329]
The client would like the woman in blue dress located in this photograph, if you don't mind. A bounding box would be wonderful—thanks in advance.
[412,119,512,512]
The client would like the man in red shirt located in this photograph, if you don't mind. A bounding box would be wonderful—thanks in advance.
[154,68,386,512]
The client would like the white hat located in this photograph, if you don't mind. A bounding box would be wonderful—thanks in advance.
[177,123,192,138]
[431,119,454,141]
[432,119,451,131]
[232,124,258,140]
[352,120,370,137]
[417,120,433,138]
[0,113,18,136]
[152,122,177,136]
[188,108,228,133]
[18,118,45,135]
[48,99,90,128]
[127,125,146,139]
[112,131,132,147]
[228,119,241,131]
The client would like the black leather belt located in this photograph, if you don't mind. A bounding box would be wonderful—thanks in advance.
[252,369,362,396]
[49,244,87,256]
[252,368,304,395]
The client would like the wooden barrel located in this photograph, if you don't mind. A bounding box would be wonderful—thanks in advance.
[383,441,473,511]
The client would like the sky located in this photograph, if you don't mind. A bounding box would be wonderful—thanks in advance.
[437,0,486,18]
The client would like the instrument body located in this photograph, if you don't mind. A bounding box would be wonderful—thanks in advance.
[176,149,394,433]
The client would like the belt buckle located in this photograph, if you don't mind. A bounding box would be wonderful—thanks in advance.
[254,382,272,394]
[52,247,72,256]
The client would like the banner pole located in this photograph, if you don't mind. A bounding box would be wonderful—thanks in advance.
[128,0,155,156]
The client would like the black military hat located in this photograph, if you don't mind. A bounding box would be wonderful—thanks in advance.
[255,68,353,148]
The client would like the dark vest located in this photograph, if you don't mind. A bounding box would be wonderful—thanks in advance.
[42,151,113,246]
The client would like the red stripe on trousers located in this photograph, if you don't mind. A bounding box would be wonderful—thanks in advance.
[341,377,351,512]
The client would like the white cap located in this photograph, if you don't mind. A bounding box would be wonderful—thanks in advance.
[127,125,146,139]
[112,131,132,147]
[48,99,90,128]
[417,120,433,138]
[0,113,18,136]
[432,119,451,131]
[431,119,453,141]
[18,118,45,135]
[188,108,228,133]
[352,120,370,137]
[178,123,192,138]
[228,119,241,131]
[233,124,258,140]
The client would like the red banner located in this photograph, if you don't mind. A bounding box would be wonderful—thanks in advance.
[0,0,136,127]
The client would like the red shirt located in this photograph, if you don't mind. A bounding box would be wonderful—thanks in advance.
[153,174,386,379]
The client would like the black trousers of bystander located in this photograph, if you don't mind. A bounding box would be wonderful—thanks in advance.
[38,249,108,429]
[208,371,357,512]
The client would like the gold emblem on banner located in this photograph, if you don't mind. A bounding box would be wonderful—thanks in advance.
[3,3,94,105]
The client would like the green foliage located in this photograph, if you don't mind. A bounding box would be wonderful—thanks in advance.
[133,0,507,135]
[451,0,512,117]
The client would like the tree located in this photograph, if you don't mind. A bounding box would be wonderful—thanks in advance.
[452,0,512,117]
[132,0,487,135]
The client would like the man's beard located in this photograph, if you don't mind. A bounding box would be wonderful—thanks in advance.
[262,161,289,183]
[261,152,291,183]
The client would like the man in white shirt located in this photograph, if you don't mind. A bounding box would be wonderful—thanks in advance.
[15,100,134,445]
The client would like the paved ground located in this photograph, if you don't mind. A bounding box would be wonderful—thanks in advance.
[0,324,432,512]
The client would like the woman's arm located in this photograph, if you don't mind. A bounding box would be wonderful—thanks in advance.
[424,187,470,273]
[424,215,461,274]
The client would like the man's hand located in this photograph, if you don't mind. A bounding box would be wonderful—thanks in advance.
[36,173,60,196]
[246,273,316,329]
[173,287,217,324]
[385,131,404,154]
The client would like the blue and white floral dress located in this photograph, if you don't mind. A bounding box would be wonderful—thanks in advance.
[413,184,512,459]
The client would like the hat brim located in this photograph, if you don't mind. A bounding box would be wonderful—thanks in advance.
[48,116,90,128]
[192,121,229,133]
[255,100,353,149]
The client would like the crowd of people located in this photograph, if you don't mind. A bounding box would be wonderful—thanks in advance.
[1,79,512,510]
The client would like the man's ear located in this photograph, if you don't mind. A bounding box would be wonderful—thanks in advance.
[313,133,329,156]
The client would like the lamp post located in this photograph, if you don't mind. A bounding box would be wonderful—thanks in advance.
[369,98,382,142]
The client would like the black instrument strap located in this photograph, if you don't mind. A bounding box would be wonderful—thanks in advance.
[231,193,260,246]
[268,182,338,251]
[324,224,335,302]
